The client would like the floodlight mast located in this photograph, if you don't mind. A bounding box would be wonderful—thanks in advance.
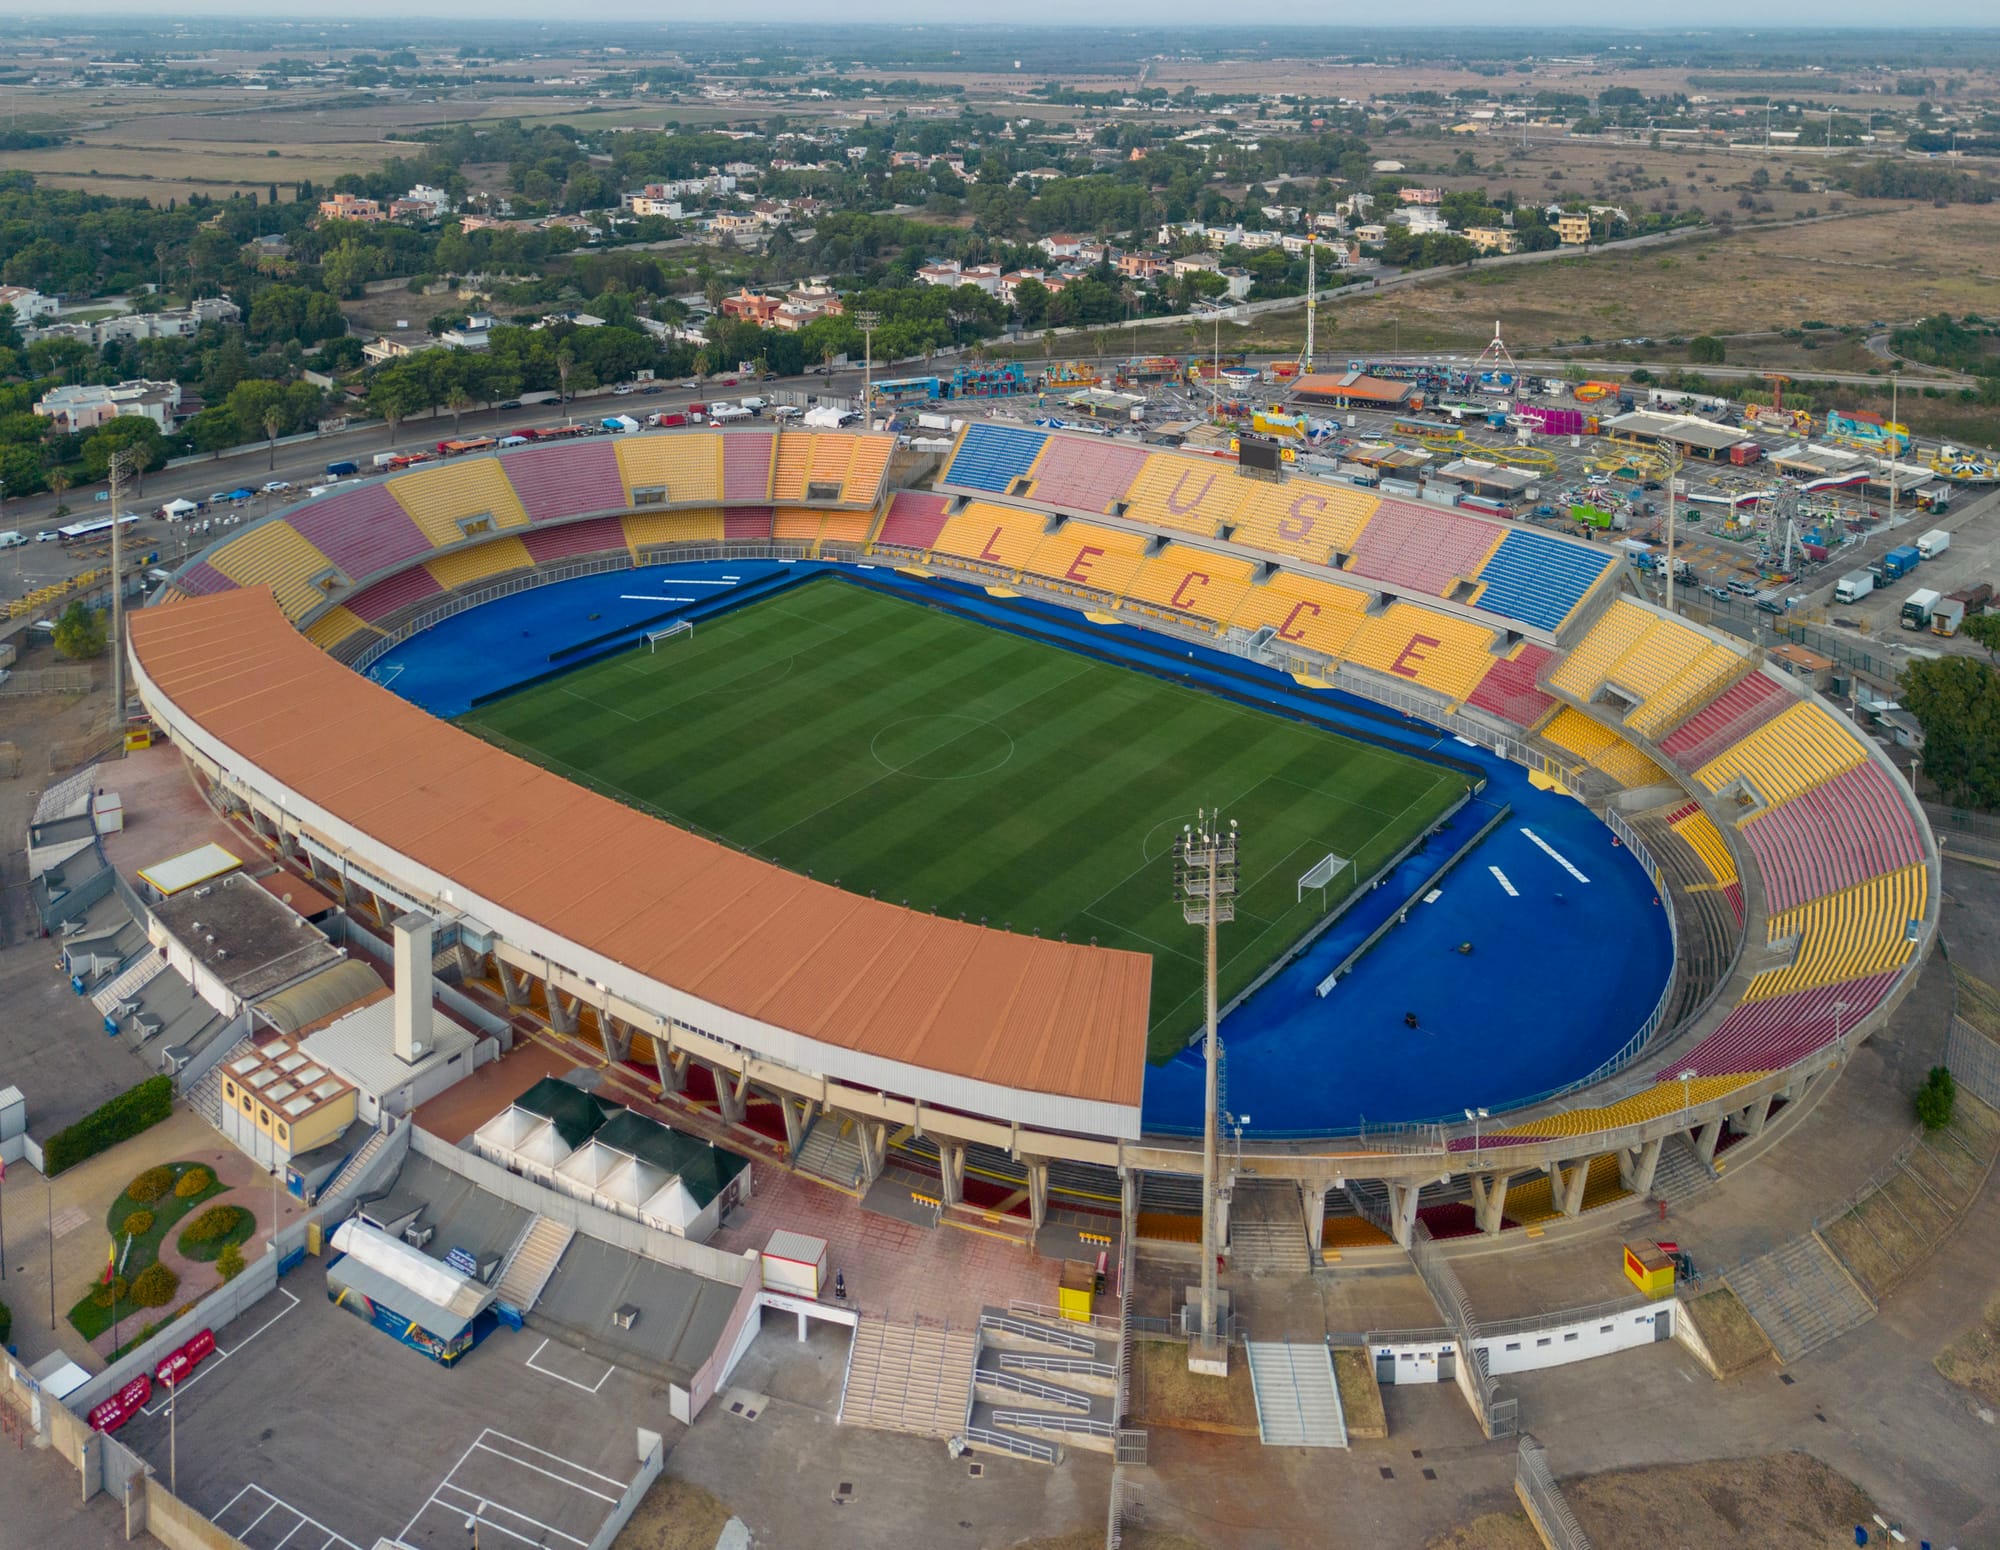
[1174,809,1238,1366]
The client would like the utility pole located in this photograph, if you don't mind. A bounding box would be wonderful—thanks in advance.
[1174,811,1237,1373]
[855,310,881,428]
[109,446,143,738]
[1665,447,1681,615]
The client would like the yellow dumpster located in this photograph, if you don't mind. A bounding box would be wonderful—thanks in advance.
[1056,1260,1095,1323]
[1623,1241,1676,1299]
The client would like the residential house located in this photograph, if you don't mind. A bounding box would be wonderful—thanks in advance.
[34,379,183,432]
[1116,251,1168,281]
[1465,227,1519,254]
[1557,213,1593,246]
[1171,253,1221,278]
[1038,234,1083,260]
[1397,187,1443,205]
[1221,267,1253,301]
[0,285,58,322]
[317,192,383,223]
[721,289,783,326]
[625,196,684,220]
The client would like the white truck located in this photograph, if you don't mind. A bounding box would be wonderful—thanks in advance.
[1834,570,1876,604]
[1901,587,1944,630]
[1916,528,1951,561]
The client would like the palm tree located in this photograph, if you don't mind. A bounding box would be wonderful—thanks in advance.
[555,346,575,406]
[48,468,71,518]
[263,405,283,471]
[447,391,472,437]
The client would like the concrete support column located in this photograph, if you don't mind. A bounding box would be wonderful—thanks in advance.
[1301,1184,1327,1260]
[1386,1182,1422,1249]
[1555,1158,1590,1218]
[938,1142,966,1208]
[650,1035,687,1095]
[1619,1137,1663,1196]
[496,959,530,1008]
[1736,1094,1774,1139]
[1024,1159,1049,1231]
[780,1096,812,1157]
[1120,1169,1141,1243]
[1215,1187,1232,1251]
[857,1122,887,1186]
[601,1014,632,1063]
[1470,1172,1513,1236]
[1692,1118,1725,1167]
[547,988,578,1035]
[716,1067,750,1127]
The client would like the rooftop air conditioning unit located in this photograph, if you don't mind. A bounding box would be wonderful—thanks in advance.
[403,1223,435,1249]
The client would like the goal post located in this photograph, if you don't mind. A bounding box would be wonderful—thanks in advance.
[1297,851,1354,908]
[647,620,693,653]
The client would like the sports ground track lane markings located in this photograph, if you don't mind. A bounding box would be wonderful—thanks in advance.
[1519,826,1591,883]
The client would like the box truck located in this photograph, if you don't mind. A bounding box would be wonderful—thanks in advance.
[1932,598,1966,636]
[1948,582,1993,616]
[1879,545,1921,582]
[1901,587,1943,630]
[1834,570,1876,604]
[1916,528,1951,561]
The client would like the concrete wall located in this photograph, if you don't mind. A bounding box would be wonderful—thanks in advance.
[145,1476,252,1550]
[582,1430,664,1550]
[409,1126,756,1288]
[1476,1303,1673,1377]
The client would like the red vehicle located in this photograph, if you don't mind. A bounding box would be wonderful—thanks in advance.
[716,377,738,387]
[651,412,689,429]
[686,402,707,416]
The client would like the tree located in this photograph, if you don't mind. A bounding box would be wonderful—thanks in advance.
[1961,612,2000,666]
[53,600,105,660]
[46,467,71,516]
[447,390,471,437]
[1902,654,2000,809]
[1915,1065,1956,1131]
[263,404,283,470]
[78,417,166,488]
[1688,335,1727,365]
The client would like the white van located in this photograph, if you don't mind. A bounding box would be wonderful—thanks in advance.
[0,530,26,549]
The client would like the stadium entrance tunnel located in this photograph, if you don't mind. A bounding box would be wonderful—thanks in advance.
[371,559,1674,1140]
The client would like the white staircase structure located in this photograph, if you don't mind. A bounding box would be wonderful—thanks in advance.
[92,956,167,1018]
[186,1037,255,1131]
[794,1116,866,1189]
[494,1215,577,1316]
[838,1319,978,1437]
[1245,1341,1349,1448]
[319,1124,393,1203]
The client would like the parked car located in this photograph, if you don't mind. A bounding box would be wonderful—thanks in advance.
[33,529,60,542]
[498,399,522,410]
[262,480,294,494]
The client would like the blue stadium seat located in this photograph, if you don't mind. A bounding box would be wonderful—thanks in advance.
[941,423,1048,493]
[1473,529,1614,631]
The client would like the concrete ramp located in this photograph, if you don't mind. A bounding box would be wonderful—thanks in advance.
[1246,1341,1348,1448]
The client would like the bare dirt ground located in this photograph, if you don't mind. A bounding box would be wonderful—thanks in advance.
[1680,1286,1775,1376]
[1426,1452,1875,1550]
[611,1478,735,1550]
[1937,1292,2000,1412]
[1130,1338,1260,1433]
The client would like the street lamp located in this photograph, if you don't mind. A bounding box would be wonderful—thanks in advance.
[1677,1068,1698,1115]
[165,1372,179,1495]
[1174,810,1238,1366]
[109,445,144,734]
[854,310,881,427]
[1464,1107,1489,1160]
[464,1502,487,1550]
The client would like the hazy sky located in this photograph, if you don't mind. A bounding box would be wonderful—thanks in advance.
[3,1,1998,20]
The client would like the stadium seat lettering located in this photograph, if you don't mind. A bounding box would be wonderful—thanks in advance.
[1065,546,1105,583]
[1278,495,1324,542]
[1165,470,1220,516]
[978,526,1008,563]
[1391,635,1441,680]
[1169,571,1210,610]
[1279,600,1321,640]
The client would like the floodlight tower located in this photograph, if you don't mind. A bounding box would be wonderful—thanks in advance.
[1302,234,1318,376]
[1175,809,1238,1370]
[856,310,881,427]
[108,446,143,736]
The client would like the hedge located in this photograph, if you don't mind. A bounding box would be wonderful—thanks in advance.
[174,1165,215,1199]
[45,1076,175,1177]
[127,1166,174,1204]
[122,1210,155,1238]
[0,1298,11,1347]
[131,1263,179,1309]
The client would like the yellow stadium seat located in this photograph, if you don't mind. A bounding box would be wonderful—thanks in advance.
[615,433,722,505]
[209,521,340,622]
[1121,545,1262,628]
[1343,603,1499,704]
[1487,1072,1764,1141]
[1669,806,1737,886]
[817,507,878,548]
[773,507,824,543]
[1119,453,1245,536]
[1023,521,1152,597]
[424,534,535,591]
[769,434,813,501]
[1228,478,1378,565]
[807,434,854,488]
[389,459,530,548]
[931,502,1047,573]
[622,509,724,554]
[1696,700,1868,809]
[1549,599,1652,700]
[1228,572,1369,659]
[1746,863,1927,1001]
[1626,643,1750,741]
[304,605,374,654]
[1541,706,1671,788]
[842,437,895,504]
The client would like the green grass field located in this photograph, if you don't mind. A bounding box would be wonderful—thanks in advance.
[464,579,1468,1060]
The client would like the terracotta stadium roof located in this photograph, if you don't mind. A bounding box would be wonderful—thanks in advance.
[128,589,1151,1111]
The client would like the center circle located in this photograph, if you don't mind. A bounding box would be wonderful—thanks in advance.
[869,715,1016,781]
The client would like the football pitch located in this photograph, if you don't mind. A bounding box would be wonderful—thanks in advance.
[463,578,1470,1059]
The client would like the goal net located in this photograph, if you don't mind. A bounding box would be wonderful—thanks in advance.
[1297,851,1352,905]
[647,620,694,653]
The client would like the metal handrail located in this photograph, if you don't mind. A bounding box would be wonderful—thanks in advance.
[964,1425,1058,1464]
[980,1312,1097,1353]
[999,1352,1116,1379]
[990,1410,1115,1438]
[975,1370,1092,1411]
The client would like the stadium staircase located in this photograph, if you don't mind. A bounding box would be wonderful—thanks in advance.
[838,1318,978,1439]
[493,1215,576,1317]
[1245,1341,1349,1448]
[320,1124,393,1203]
[1228,1182,1314,1275]
[1627,807,1741,1029]
[793,1115,866,1190]
[185,1036,252,1131]
[968,1308,1119,1462]
[1647,1133,1719,1207]
[1724,1234,1876,1363]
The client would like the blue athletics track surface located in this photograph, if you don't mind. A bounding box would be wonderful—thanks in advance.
[371,559,1673,1137]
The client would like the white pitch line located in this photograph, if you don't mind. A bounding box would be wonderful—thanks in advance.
[525,1338,616,1394]
[1489,866,1519,898]
[617,594,699,603]
[1519,827,1590,882]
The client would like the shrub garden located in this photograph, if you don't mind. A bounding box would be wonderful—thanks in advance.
[66,1159,239,1343]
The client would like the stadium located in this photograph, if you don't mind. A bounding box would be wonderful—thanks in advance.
[127,419,1940,1253]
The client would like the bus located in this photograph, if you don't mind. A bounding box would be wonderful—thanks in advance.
[57,515,142,545]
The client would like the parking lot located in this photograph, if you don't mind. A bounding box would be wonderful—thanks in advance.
[112,1263,676,1550]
